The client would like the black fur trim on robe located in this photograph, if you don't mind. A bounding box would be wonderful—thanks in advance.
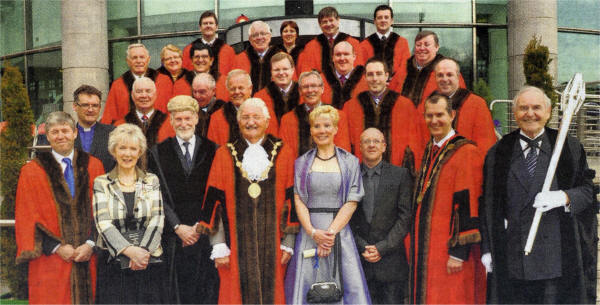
[323,65,365,109]
[245,46,283,94]
[288,42,306,66]
[366,32,400,76]
[293,105,313,157]
[317,32,350,72]
[124,109,167,149]
[266,81,300,123]
[357,90,398,161]
[122,68,158,114]
[401,54,444,107]
[157,66,187,84]
[35,150,94,304]
[223,102,240,143]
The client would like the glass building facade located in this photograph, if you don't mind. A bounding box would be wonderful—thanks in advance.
[1,0,599,124]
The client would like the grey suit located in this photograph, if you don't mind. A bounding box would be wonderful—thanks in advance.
[350,161,412,304]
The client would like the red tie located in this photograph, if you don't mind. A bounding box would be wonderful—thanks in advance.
[339,75,347,86]
[142,115,149,129]
[430,145,440,162]
[328,37,334,47]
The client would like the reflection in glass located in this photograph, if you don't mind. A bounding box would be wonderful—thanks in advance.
[142,37,197,70]
[27,51,62,124]
[1,0,25,55]
[314,0,381,20]
[391,0,471,23]
[421,28,473,87]
[219,0,283,28]
[558,0,600,30]
[141,0,214,35]
[108,0,137,38]
[30,0,61,48]
[558,32,600,83]
[475,0,507,24]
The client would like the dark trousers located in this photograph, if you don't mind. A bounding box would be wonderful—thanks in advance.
[508,277,560,304]
[367,278,406,304]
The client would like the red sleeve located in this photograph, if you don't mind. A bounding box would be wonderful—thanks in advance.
[347,37,364,67]
[155,73,174,113]
[335,110,352,153]
[450,145,483,245]
[198,147,229,232]
[296,39,320,74]
[215,77,230,101]
[158,118,176,144]
[389,37,411,91]
[207,109,228,146]
[101,78,128,125]
[359,40,374,65]
[233,52,251,73]
[278,112,299,157]
[182,43,193,71]
[218,44,237,76]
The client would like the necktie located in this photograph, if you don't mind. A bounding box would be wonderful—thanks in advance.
[339,75,347,86]
[142,114,149,129]
[183,142,192,168]
[328,37,334,47]
[62,158,75,198]
[430,145,440,163]
[365,170,376,222]
[381,35,387,43]
[520,135,541,176]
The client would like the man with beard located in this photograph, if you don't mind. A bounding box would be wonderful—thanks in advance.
[321,41,369,109]
[192,73,225,137]
[198,98,297,304]
[207,69,277,145]
[148,96,219,304]
[101,43,158,124]
[279,70,350,157]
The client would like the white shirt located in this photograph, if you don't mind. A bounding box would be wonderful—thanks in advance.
[52,149,74,172]
[519,129,544,158]
[433,129,456,148]
[176,135,196,158]
[376,29,392,40]
[202,37,217,45]
[335,70,353,81]
[257,48,268,59]
[280,82,293,95]
[136,109,154,121]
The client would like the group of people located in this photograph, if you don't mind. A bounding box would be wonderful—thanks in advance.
[14,4,597,305]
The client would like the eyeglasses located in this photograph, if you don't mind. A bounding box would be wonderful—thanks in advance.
[240,114,265,121]
[193,54,211,60]
[76,103,101,109]
[361,139,384,145]
[300,84,323,90]
[163,56,181,62]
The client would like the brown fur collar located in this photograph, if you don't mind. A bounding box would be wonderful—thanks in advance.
[357,90,399,161]
[245,46,282,93]
[266,81,299,123]
[293,105,312,157]
[124,109,168,148]
[366,32,400,76]
[324,65,365,109]
[223,102,240,143]
[401,54,444,106]
[317,32,350,72]
[122,68,158,113]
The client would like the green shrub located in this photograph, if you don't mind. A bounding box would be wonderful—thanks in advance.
[523,35,558,108]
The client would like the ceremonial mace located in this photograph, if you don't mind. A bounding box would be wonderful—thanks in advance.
[524,73,588,255]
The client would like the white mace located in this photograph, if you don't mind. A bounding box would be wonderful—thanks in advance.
[523,73,587,255]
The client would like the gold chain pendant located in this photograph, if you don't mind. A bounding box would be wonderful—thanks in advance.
[248,182,261,199]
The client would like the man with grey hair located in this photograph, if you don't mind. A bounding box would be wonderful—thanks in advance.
[234,20,282,93]
[15,111,105,304]
[198,97,297,304]
[480,86,597,303]
[101,43,158,124]
[192,72,225,137]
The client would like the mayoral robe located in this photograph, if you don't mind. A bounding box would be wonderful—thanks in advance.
[182,38,236,77]
[206,102,278,146]
[296,33,363,74]
[16,151,104,304]
[100,69,158,125]
[155,67,192,113]
[198,135,298,304]
[359,32,411,92]
[409,135,485,304]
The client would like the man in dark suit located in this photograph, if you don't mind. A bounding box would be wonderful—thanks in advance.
[39,85,115,172]
[480,86,597,304]
[148,95,219,304]
[350,127,412,304]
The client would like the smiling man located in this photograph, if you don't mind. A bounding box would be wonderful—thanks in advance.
[16,111,104,304]
[198,98,297,304]
[321,41,369,109]
[409,94,485,304]
[360,5,411,92]
[101,43,158,124]
[343,58,423,170]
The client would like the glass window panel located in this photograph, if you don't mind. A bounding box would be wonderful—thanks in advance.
[141,0,214,35]
[475,0,507,24]
[109,40,135,82]
[30,0,61,48]
[423,28,473,87]
[313,0,381,20]
[1,0,25,55]
[393,28,419,51]
[27,51,62,124]
[142,37,196,71]
[558,32,600,84]
[108,0,137,38]
[219,0,284,28]
[391,0,472,23]
[558,0,599,30]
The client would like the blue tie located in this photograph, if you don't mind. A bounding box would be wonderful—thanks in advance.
[62,158,75,198]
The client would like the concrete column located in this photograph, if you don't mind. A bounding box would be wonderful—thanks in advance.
[61,0,109,115]
[507,0,558,98]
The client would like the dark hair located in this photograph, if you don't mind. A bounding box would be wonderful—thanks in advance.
[365,57,389,74]
[425,94,452,115]
[280,20,299,36]
[374,4,393,19]
[415,30,439,46]
[74,84,102,102]
[199,11,218,26]
[318,7,339,23]
[190,42,214,60]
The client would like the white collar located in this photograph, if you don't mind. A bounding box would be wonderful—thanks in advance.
[335,69,352,80]
[136,109,154,120]
[176,135,196,147]
[52,149,74,165]
[376,29,392,40]
[280,82,293,94]
[132,73,144,79]
[327,32,339,40]
[242,137,270,181]
[256,48,268,58]
[305,102,322,112]
[433,129,456,147]
[202,37,217,45]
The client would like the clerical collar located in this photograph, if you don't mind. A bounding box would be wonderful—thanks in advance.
[136,109,154,121]
[202,37,216,45]
[77,122,96,132]
[335,70,352,80]
[52,149,74,164]
[305,102,321,112]
[433,129,456,148]
[519,129,544,141]
[280,82,293,94]
[376,29,392,40]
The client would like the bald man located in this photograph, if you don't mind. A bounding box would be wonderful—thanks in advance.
[321,41,369,109]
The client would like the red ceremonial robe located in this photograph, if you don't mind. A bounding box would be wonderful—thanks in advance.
[233,46,283,94]
[409,135,485,304]
[114,109,175,148]
[297,33,363,74]
[195,99,226,138]
[182,38,236,77]
[16,151,104,304]
[154,67,191,113]
[197,135,298,304]
[342,90,424,171]
[206,102,278,146]
[321,66,369,109]
[359,32,411,92]
[174,70,229,102]
[100,69,158,125]
[253,81,300,128]
[399,54,466,144]
[279,104,351,158]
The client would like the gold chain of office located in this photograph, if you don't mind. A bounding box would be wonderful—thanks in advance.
[227,141,282,199]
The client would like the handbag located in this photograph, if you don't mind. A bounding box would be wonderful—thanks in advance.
[306,220,343,303]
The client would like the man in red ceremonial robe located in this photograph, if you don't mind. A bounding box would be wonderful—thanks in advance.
[198,98,298,304]
[409,94,485,304]
[296,6,363,74]
[343,58,423,172]
[114,77,175,149]
[101,43,158,124]
[254,52,300,131]
[207,69,277,145]
[186,42,229,101]
[359,5,411,92]
[234,21,283,94]
[280,70,350,157]
[182,11,235,76]
[433,58,496,154]
[192,73,226,138]
[321,41,369,109]
[16,112,104,304]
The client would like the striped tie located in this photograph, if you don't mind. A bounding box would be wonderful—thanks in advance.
[520,135,540,177]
